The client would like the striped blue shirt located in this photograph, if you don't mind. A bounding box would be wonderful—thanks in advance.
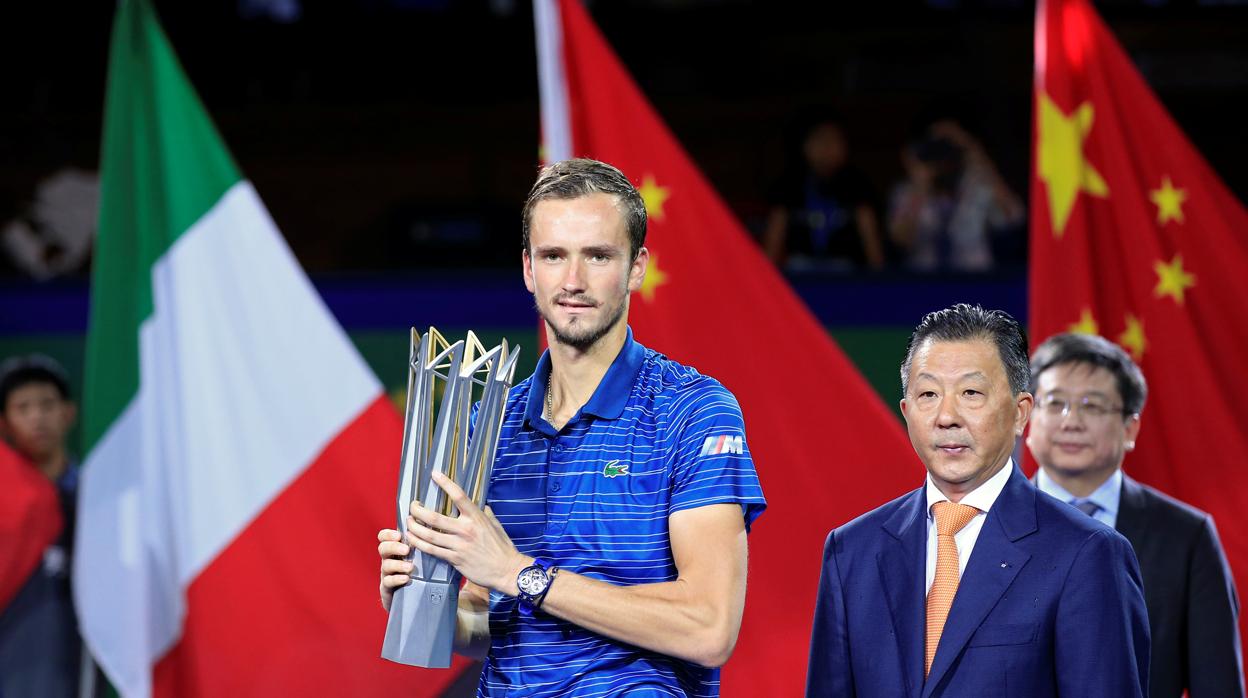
[478,328,766,697]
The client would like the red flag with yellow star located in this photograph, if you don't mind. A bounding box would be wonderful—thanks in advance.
[535,0,916,694]
[1031,0,1248,669]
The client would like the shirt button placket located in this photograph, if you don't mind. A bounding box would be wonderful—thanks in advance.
[547,440,565,534]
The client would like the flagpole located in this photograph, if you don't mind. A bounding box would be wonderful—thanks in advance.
[533,0,571,164]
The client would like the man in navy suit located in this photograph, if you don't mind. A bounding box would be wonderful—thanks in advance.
[806,304,1150,697]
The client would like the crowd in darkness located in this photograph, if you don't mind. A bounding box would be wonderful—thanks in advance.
[0,106,1027,282]
[4,1,1248,283]
[763,107,1025,275]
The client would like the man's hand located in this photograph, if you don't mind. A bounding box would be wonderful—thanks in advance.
[377,526,495,656]
[377,528,413,612]
[406,471,531,595]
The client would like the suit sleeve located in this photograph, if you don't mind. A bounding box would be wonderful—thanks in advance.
[1055,528,1150,698]
[1186,516,1246,698]
[806,530,854,698]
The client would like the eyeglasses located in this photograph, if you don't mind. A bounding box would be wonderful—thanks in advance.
[1038,396,1129,421]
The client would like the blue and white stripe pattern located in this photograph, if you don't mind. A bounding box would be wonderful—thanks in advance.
[478,328,766,697]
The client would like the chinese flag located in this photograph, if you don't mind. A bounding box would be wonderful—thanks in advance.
[535,1,917,694]
[1031,0,1248,676]
[0,440,62,612]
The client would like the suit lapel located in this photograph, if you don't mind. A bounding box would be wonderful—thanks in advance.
[1114,474,1148,548]
[878,487,928,697]
[922,467,1036,697]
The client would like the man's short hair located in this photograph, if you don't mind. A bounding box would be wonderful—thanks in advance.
[901,303,1030,396]
[521,158,647,260]
[1030,333,1148,416]
[0,354,72,409]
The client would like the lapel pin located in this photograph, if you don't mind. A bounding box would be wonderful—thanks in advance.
[1000,562,1009,568]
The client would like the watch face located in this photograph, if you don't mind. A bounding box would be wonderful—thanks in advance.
[517,566,548,596]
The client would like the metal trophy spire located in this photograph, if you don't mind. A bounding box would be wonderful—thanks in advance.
[382,328,521,668]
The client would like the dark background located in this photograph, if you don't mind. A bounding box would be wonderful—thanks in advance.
[3,0,1247,277]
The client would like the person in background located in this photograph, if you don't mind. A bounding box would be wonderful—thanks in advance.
[1027,333,1244,698]
[888,120,1024,272]
[763,109,886,272]
[0,354,85,698]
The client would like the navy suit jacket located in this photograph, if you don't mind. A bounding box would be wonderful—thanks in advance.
[806,466,1150,697]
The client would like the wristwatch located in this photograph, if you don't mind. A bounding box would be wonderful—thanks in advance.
[516,558,559,610]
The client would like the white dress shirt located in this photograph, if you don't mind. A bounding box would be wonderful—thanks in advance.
[924,460,1014,595]
[1035,466,1122,528]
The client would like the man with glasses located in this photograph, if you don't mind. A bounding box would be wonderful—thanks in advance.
[1027,333,1244,698]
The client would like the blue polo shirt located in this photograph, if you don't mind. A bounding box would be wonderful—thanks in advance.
[478,328,766,698]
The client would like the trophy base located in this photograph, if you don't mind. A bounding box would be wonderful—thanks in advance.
[381,577,460,668]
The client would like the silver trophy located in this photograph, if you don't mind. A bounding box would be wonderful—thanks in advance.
[382,328,521,668]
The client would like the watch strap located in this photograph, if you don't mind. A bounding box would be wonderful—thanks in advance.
[533,566,559,609]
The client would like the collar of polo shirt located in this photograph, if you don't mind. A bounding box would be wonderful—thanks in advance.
[524,326,647,428]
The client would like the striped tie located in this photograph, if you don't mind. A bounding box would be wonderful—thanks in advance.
[925,500,981,678]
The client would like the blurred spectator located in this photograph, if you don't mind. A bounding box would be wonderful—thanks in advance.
[0,355,86,698]
[1,168,98,281]
[238,0,302,22]
[888,120,1024,272]
[763,110,886,272]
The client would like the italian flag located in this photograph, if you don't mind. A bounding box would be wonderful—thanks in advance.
[74,2,465,695]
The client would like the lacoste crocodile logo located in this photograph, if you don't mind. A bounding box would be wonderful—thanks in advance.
[603,460,629,478]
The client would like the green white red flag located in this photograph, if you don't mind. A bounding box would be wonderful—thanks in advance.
[75,2,466,694]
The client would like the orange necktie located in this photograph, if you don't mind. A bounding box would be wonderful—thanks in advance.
[925,500,980,677]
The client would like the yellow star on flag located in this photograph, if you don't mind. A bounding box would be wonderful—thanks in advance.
[1149,176,1188,225]
[1038,94,1110,238]
[1153,254,1196,304]
[638,175,670,221]
[639,253,668,303]
[1068,308,1099,335]
[1117,314,1147,360]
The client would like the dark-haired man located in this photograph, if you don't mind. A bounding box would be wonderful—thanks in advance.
[377,159,766,697]
[0,354,84,698]
[1027,333,1243,698]
[807,303,1149,697]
